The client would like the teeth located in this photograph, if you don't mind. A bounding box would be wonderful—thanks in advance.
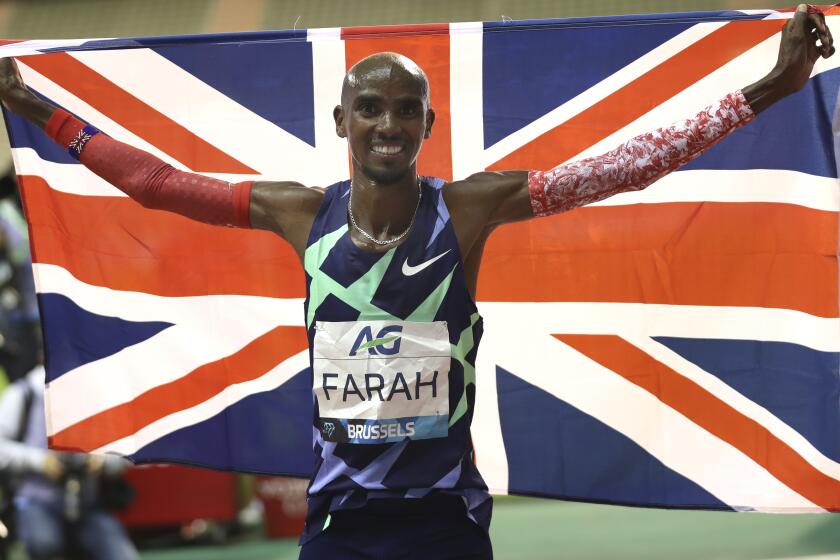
[371,145,403,155]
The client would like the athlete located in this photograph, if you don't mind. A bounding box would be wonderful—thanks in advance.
[0,5,832,559]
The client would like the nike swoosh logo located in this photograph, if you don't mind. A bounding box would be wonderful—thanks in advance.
[402,250,451,276]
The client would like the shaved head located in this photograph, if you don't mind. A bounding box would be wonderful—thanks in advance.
[342,52,430,108]
[334,52,435,185]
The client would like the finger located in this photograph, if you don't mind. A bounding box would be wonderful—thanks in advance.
[793,4,810,31]
[811,26,827,54]
[811,12,828,37]
[821,15,835,57]
[806,20,829,58]
[809,13,833,56]
[817,28,833,58]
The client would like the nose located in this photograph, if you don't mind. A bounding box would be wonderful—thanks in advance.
[376,110,399,135]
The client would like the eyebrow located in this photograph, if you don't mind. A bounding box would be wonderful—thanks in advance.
[353,93,423,105]
[393,95,423,104]
[353,93,384,104]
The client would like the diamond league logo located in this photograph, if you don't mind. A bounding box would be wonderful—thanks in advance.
[322,421,336,438]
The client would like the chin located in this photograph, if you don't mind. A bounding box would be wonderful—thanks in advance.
[360,164,409,185]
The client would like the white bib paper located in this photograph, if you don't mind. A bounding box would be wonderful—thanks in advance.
[313,320,450,444]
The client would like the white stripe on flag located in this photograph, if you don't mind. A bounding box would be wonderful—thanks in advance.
[70,47,349,185]
[38,262,839,440]
[449,21,485,181]
[34,264,304,435]
[473,328,509,494]
[94,349,310,456]
[478,302,840,353]
[33,263,304,325]
[482,20,729,166]
[630,334,840,484]
[477,302,840,500]
[12,147,278,189]
[12,148,126,197]
[482,321,822,511]
[17,148,837,213]
[15,60,185,169]
[573,19,840,163]
[309,28,351,185]
[0,38,114,58]
[306,27,341,42]
[591,168,840,212]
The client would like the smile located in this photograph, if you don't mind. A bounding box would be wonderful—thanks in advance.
[370,145,404,155]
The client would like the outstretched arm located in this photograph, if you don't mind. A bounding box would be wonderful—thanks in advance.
[451,4,833,229]
[0,58,322,253]
[44,108,254,227]
[528,90,752,216]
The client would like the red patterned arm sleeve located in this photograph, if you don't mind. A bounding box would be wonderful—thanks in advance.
[528,91,755,217]
[45,109,253,228]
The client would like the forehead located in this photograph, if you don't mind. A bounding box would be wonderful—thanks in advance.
[352,78,425,102]
[343,60,427,104]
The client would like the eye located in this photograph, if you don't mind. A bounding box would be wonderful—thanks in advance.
[400,104,419,117]
[358,103,378,116]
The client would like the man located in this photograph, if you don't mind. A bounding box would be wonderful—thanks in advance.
[0,364,138,560]
[0,5,832,558]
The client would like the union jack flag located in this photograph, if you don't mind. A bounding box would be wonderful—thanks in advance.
[3,7,840,512]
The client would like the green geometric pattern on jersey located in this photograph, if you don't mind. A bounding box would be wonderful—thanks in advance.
[304,223,478,425]
[300,178,491,546]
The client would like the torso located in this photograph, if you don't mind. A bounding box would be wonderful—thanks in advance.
[299,177,491,543]
[279,178,498,300]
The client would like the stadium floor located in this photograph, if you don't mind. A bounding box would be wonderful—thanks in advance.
[7,497,840,559]
[132,498,840,560]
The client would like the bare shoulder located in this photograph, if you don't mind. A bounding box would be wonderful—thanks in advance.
[443,170,526,200]
[443,170,529,224]
[250,180,325,234]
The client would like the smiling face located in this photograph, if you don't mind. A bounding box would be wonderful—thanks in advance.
[334,53,435,185]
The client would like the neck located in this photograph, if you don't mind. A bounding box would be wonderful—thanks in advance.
[350,168,420,238]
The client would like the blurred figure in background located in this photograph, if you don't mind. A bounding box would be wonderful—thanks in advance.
[0,361,138,560]
[0,166,38,383]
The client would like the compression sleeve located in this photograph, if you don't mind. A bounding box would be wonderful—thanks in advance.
[528,90,755,217]
[44,109,253,228]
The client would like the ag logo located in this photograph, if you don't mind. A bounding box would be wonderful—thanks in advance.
[349,325,403,356]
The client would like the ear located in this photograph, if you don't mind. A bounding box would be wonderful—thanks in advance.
[424,108,436,139]
[333,105,346,138]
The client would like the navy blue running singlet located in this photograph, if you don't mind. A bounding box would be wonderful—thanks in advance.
[300,177,491,544]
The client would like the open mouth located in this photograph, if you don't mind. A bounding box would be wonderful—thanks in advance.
[370,144,405,156]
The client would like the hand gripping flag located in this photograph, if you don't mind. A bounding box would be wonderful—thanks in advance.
[3,6,840,512]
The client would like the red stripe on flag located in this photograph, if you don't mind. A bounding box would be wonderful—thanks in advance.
[478,202,838,317]
[22,174,836,313]
[50,325,308,452]
[557,334,840,510]
[18,52,257,174]
[343,30,453,181]
[342,23,449,38]
[20,176,304,298]
[488,19,784,171]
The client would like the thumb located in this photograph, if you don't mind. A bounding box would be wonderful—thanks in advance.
[789,4,812,35]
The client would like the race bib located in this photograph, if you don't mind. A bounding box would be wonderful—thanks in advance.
[313,320,450,444]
